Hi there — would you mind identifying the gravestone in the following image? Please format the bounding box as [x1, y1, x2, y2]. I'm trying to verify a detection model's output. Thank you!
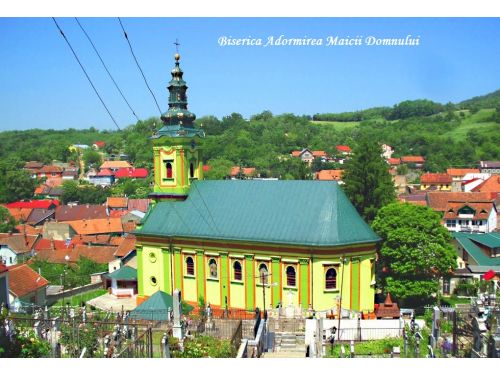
[431, 306, 440, 348]
[161, 333, 171, 358]
[172, 289, 185, 340]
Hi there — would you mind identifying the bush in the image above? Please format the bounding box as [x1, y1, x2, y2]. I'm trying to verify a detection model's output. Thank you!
[171, 335, 235, 358]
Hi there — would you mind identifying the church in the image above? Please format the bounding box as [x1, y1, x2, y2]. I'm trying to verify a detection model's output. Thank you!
[135, 53, 380, 314]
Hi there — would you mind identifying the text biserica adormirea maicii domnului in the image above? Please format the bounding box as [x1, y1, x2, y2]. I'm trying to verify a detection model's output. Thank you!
[218, 35, 420, 47]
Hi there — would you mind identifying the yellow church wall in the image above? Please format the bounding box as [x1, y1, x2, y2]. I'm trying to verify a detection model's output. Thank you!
[139, 245, 167, 297]
[228, 255, 245, 309]
[205, 254, 221, 306]
[311, 257, 350, 312]
[359, 256, 376, 313]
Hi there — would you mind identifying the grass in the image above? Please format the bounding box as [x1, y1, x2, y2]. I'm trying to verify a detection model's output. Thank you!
[51, 289, 107, 307]
[446, 108, 497, 140]
[310, 120, 360, 131]
[441, 295, 471, 307]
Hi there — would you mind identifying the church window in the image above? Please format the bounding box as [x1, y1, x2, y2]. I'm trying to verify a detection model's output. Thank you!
[149, 252, 157, 263]
[186, 256, 195, 276]
[259, 263, 268, 285]
[150, 276, 157, 286]
[208, 258, 218, 278]
[286, 266, 296, 287]
[325, 268, 337, 290]
[233, 261, 242, 281]
[190, 162, 195, 178]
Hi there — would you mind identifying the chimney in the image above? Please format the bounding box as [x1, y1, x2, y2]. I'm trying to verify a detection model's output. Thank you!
[51, 240, 55, 251]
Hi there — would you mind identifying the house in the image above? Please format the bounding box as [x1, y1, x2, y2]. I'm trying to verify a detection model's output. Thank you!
[42, 222, 76, 241]
[0, 234, 39, 266]
[35, 165, 63, 179]
[230, 167, 257, 179]
[312, 150, 328, 162]
[0, 264, 9, 309]
[100, 160, 133, 172]
[25, 208, 55, 226]
[387, 158, 401, 166]
[462, 173, 491, 192]
[479, 161, 500, 175]
[34, 238, 68, 252]
[447, 232, 500, 295]
[55, 204, 108, 222]
[291, 148, 314, 163]
[443, 201, 497, 233]
[447, 168, 480, 192]
[400, 156, 425, 169]
[335, 145, 352, 156]
[34, 184, 63, 199]
[3, 207, 33, 223]
[136, 54, 381, 314]
[15, 224, 43, 236]
[92, 141, 106, 150]
[315, 169, 344, 182]
[381, 144, 394, 160]
[420, 173, 452, 191]
[114, 168, 149, 180]
[109, 234, 137, 273]
[8, 264, 48, 313]
[104, 266, 138, 298]
[107, 197, 129, 212]
[62, 169, 79, 180]
[24, 161, 44, 171]
[66, 218, 123, 236]
[89, 168, 115, 186]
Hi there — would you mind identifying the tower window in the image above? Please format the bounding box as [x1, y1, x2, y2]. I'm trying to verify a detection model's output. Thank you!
[166, 162, 173, 179]
[325, 268, 337, 290]
[208, 258, 218, 278]
[259, 263, 268, 285]
[286, 266, 296, 287]
[190, 162, 195, 178]
[233, 261, 242, 281]
[186, 256, 194, 276]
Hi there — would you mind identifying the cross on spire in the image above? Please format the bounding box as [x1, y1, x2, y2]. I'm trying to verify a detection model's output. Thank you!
[174, 38, 180, 53]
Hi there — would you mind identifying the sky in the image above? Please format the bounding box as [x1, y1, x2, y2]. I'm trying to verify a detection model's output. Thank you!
[0, 17, 499, 131]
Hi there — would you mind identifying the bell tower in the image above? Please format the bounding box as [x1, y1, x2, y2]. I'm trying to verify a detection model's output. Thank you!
[150, 53, 205, 202]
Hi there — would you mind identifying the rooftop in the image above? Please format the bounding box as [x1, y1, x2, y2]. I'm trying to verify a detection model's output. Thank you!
[453, 232, 500, 267]
[55, 204, 108, 221]
[67, 218, 123, 235]
[7, 264, 48, 297]
[316, 169, 343, 181]
[137, 180, 380, 247]
[426, 191, 493, 212]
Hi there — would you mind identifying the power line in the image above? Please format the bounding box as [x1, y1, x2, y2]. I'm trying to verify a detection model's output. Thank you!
[75, 17, 140, 122]
[117, 17, 163, 116]
[51, 18, 121, 131]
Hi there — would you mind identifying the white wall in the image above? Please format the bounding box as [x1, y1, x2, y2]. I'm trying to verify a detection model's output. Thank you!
[0, 247, 18, 266]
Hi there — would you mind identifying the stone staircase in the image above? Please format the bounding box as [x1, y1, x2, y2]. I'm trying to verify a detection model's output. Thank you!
[261, 331, 307, 358]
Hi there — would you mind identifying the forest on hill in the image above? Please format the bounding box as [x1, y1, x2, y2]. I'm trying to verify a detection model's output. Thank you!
[1, 90, 499, 181]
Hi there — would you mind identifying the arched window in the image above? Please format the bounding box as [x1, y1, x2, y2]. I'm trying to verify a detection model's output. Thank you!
[233, 261, 242, 281]
[208, 258, 218, 278]
[325, 268, 337, 290]
[259, 263, 268, 285]
[186, 256, 194, 276]
[166, 162, 173, 179]
[286, 266, 296, 287]
[190, 162, 195, 178]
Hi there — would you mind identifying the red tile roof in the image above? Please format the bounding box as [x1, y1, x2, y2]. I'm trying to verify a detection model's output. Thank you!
[336, 145, 351, 153]
[443, 201, 495, 220]
[97, 168, 114, 177]
[312, 151, 327, 157]
[472, 176, 500, 194]
[5, 200, 59, 210]
[39, 165, 63, 174]
[114, 168, 148, 179]
[34, 245, 117, 264]
[123, 221, 137, 233]
[114, 235, 136, 258]
[70, 234, 112, 246]
[127, 199, 151, 213]
[55, 205, 108, 221]
[7, 264, 48, 297]
[100, 161, 132, 170]
[401, 156, 425, 163]
[107, 197, 128, 209]
[387, 158, 401, 165]
[0, 234, 39, 254]
[446, 168, 480, 177]
[34, 238, 68, 252]
[4, 207, 33, 222]
[67, 218, 123, 235]
[15, 224, 43, 236]
[93, 141, 106, 148]
[316, 169, 344, 181]
[109, 210, 129, 218]
[426, 192, 493, 212]
[291, 150, 302, 157]
[24, 161, 44, 170]
[0, 263, 8, 273]
[420, 173, 452, 184]
[230, 167, 256, 177]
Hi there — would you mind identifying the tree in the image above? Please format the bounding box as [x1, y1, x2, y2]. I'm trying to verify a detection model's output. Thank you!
[0, 206, 16, 233]
[2, 170, 36, 202]
[341, 137, 396, 222]
[371, 202, 457, 306]
[61, 180, 80, 204]
[82, 150, 102, 168]
[205, 158, 233, 180]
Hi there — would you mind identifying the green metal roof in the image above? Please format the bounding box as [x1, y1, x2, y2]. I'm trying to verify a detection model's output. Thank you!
[463, 232, 500, 248]
[453, 232, 500, 267]
[129, 291, 194, 321]
[106, 266, 137, 281]
[137, 180, 380, 247]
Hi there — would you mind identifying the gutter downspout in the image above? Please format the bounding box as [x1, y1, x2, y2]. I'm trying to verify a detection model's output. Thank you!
[169, 237, 174, 294]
